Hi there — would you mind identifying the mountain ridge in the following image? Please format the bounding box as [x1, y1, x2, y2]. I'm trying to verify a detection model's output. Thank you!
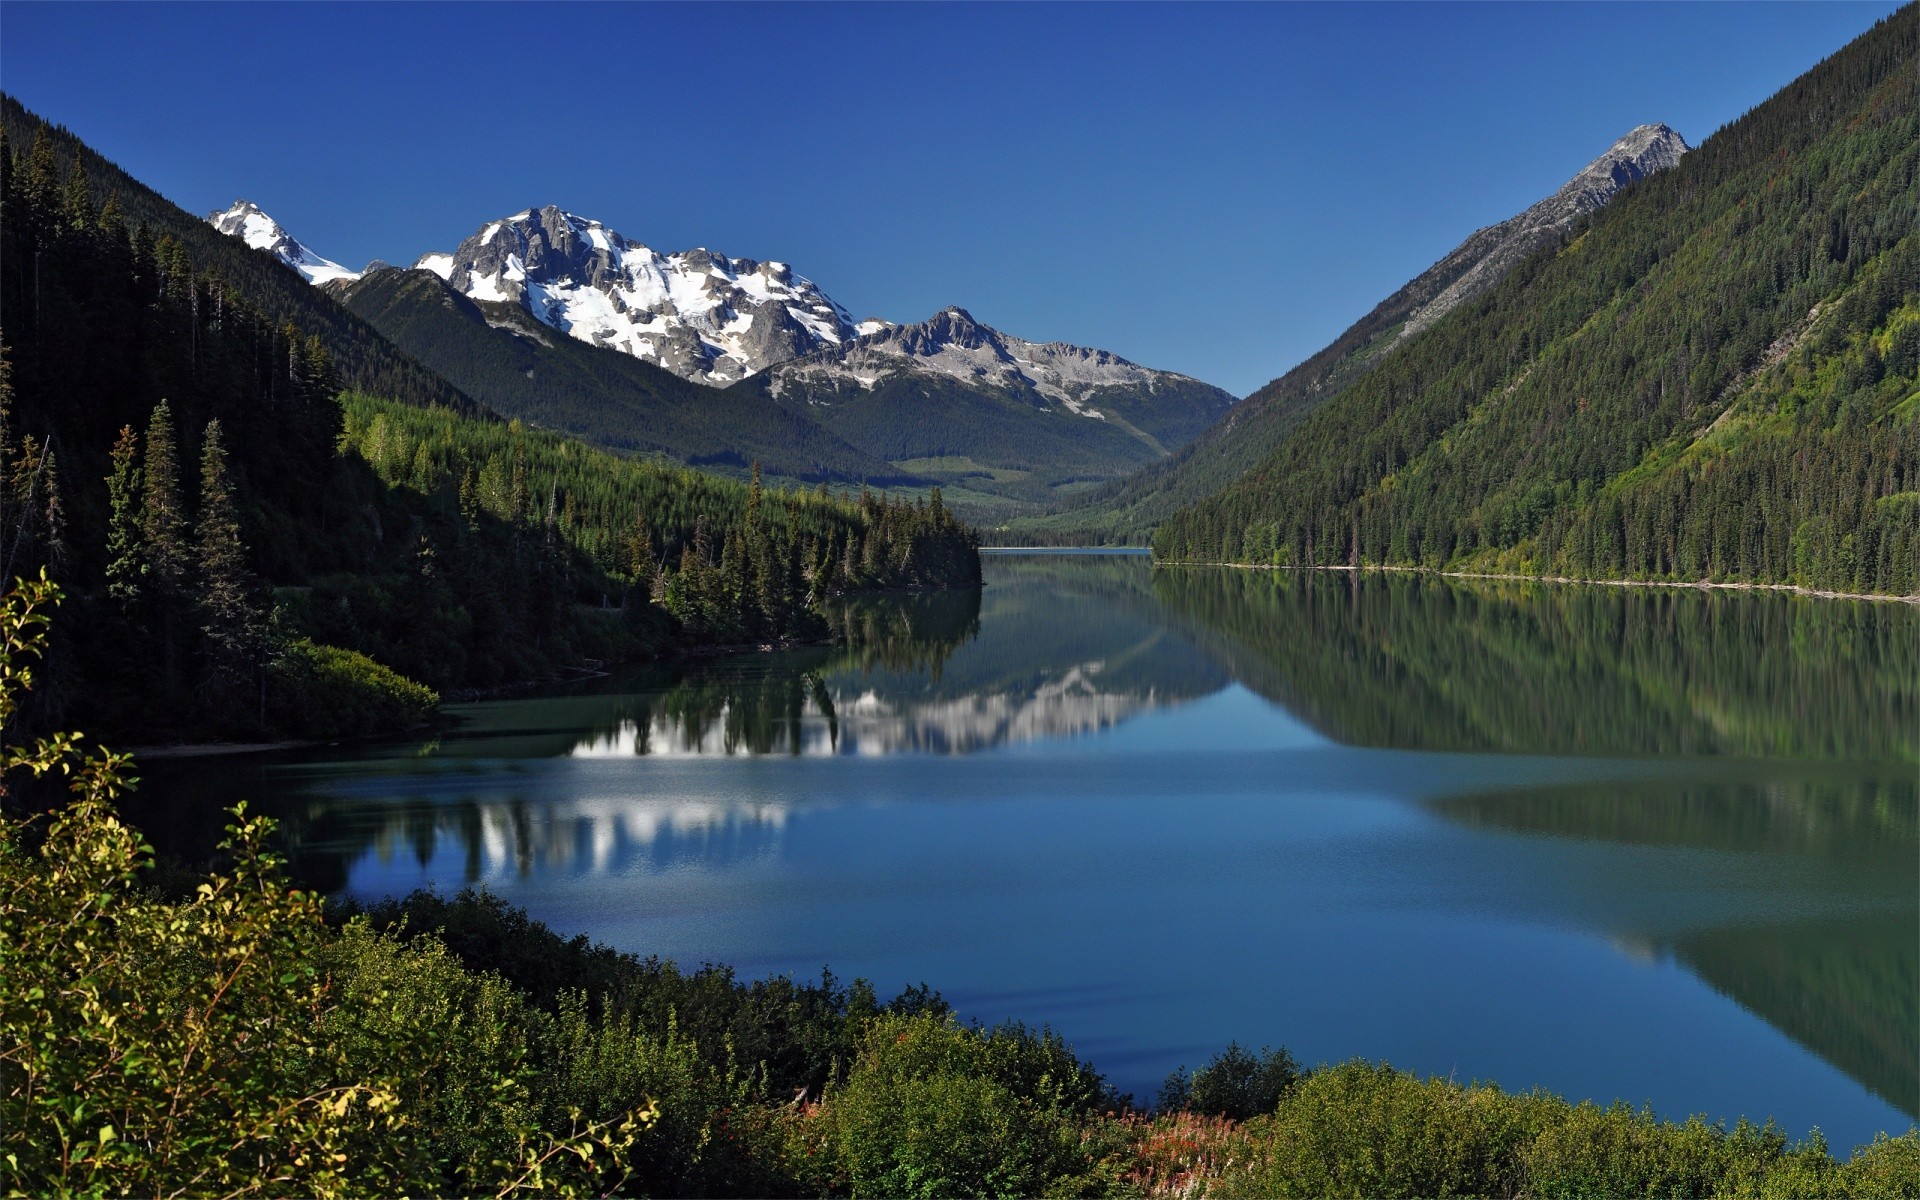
[1002, 122, 1692, 543]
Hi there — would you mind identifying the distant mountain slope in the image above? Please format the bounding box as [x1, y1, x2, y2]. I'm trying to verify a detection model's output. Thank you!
[329, 267, 917, 484]
[1011, 124, 1691, 543]
[418, 205, 868, 386]
[739, 306, 1237, 512]
[209, 199, 362, 285]
[1155, 6, 1920, 598]
[0, 94, 475, 415]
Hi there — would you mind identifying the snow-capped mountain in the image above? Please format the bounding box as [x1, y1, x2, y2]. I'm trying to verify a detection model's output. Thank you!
[745, 306, 1238, 508]
[765, 306, 1220, 424]
[1398, 123, 1690, 340]
[207, 200, 361, 286]
[415, 206, 868, 387]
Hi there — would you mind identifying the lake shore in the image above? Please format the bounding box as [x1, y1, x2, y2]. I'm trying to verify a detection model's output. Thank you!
[1154, 560, 1920, 605]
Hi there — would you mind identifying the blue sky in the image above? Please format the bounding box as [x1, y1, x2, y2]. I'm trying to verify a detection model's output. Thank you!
[2, 1, 1902, 395]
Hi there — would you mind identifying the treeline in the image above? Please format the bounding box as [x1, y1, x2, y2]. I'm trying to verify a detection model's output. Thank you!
[342, 393, 980, 651]
[0, 121, 977, 741]
[1155, 7, 1920, 597]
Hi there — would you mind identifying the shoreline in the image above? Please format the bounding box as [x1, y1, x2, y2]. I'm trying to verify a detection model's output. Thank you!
[1152, 560, 1920, 605]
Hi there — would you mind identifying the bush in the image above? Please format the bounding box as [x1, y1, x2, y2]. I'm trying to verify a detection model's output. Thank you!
[1220, 1061, 1546, 1198]
[819, 1013, 1123, 1198]
[267, 637, 438, 738]
[1159, 1041, 1301, 1120]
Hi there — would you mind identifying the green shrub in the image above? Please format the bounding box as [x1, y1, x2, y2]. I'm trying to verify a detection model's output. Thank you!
[1220, 1061, 1546, 1198]
[1523, 1101, 1795, 1198]
[267, 637, 437, 738]
[821, 1013, 1122, 1198]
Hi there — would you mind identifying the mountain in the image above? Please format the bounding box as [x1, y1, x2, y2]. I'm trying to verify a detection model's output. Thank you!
[1154, 6, 1919, 599]
[1008, 123, 1692, 543]
[417, 205, 865, 386]
[208, 199, 362, 285]
[739, 306, 1238, 513]
[214, 200, 1234, 509]
[327, 266, 914, 484]
[0, 96, 475, 416]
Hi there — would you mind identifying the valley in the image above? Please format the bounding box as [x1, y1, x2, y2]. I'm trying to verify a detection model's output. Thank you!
[2, 3, 1916, 1196]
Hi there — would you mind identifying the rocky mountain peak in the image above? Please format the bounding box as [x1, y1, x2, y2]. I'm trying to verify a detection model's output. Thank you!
[415, 207, 859, 387]
[1397, 122, 1690, 340]
[207, 199, 360, 285]
[1555, 123, 1691, 211]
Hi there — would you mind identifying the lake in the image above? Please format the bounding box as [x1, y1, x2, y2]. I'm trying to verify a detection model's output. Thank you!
[138, 550, 1919, 1150]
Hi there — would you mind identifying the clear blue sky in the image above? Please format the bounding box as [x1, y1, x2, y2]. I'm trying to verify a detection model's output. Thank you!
[2, 1, 1903, 395]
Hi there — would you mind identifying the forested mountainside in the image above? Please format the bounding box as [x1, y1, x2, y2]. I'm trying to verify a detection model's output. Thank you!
[1005, 125, 1691, 545]
[328, 267, 915, 485]
[1154, 7, 1919, 597]
[0, 95, 473, 414]
[0, 121, 978, 743]
[741, 306, 1237, 515]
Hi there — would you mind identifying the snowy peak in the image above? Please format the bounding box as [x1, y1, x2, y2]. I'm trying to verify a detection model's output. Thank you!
[207, 200, 360, 286]
[767, 305, 1200, 421]
[416, 205, 859, 386]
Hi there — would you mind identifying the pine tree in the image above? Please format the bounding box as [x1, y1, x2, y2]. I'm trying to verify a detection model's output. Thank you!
[195, 419, 264, 720]
[142, 399, 188, 600]
[105, 425, 144, 608]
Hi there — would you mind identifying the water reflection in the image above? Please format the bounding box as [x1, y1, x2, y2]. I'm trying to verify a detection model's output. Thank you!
[136, 554, 1919, 1135]
[1153, 567, 1917, 761]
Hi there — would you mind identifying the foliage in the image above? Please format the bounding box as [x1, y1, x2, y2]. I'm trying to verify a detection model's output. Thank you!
[265, 639, 438, 739]
[334, 886, 951, 1105]
[0, 577, 652, 1197]
[1159, 1042, 1302, 1121]
[811, 1012, 1125, 1198]
[1154, 9, 1920, 596]
[1207, 1061, 1920, 1200]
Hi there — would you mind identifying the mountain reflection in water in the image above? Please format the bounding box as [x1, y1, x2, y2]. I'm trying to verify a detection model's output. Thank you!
[137, 553, 1919, 1137]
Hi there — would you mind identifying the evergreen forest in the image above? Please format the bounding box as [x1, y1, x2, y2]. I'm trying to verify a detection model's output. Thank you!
[1152, 8, 1919, 597]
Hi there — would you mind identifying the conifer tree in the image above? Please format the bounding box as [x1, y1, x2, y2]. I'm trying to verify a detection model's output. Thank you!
[195, 419, 263, 719]
[141, 399, 189, 692]
[99, 425, 145, 613]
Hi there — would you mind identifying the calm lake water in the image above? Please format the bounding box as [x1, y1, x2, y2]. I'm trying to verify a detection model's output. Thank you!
[140, 551, 1918, 1148]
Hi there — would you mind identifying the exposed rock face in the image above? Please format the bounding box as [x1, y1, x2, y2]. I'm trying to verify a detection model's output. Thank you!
[207, 199, 361, 285]
[765, 305, 1227, 423]
[416, 205, 858, 386]
[1398, 124, 1691, 339]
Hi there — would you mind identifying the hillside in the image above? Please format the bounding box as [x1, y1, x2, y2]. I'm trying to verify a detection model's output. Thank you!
[0, 95, 475, 415]
[329, 267, 915, 485]
[1155, 7, 1920, 598]
[1005, 125, 1692, 545]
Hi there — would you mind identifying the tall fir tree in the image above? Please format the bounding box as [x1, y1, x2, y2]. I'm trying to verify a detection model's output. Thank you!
[195, 419, 263, 720]
[142, 399, 189, 693]
[105, 425, 143, 609]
